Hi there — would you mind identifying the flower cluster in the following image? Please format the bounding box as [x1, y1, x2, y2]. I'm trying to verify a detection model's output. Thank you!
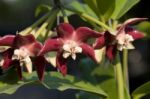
[0, 18, 145, 80]
[93, 18, 145, 60]
[0, 34, 46, 81]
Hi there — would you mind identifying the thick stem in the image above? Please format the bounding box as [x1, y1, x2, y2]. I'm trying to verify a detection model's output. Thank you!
[115, 54, 125, 99]
[44, 13, 57, 40]
[77, 13, 116, 35]
[35, 9, 59, 38]
[61, 8, 69, 23]
[123, 49, 129, 92]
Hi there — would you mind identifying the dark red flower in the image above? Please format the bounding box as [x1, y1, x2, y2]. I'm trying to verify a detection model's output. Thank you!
[0, 34, 45, 81]
[39, 23, 102, 76]
[93, 18, 146, 61]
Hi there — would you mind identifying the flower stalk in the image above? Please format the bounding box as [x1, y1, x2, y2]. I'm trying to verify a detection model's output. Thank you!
[115, 54, 125, 99]
[123, 49, 130, 92]
[35, 9, 59, 38]
[20, 12, 51, 35]
[61, 8, 69, 23]
[77, 13, 116, 35]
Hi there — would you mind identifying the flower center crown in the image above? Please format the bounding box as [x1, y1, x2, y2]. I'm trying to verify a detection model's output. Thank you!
[116, 33, 134, 51]
[12, 47, 32, 73]
[62, 40, 82, 60]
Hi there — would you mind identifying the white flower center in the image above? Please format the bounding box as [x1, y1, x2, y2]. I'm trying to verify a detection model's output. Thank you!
[116, 33, 134, 51]
[62, 40, 82, 60]
[12, 47, 32, 73]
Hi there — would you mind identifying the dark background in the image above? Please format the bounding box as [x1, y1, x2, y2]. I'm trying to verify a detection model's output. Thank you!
[0, 0, 150, 99]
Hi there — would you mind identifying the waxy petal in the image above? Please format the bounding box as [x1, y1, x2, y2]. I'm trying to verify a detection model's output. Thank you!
[2, 48, 14, 70]
[56, 51, 67, 76]
[123, 18, 147, 26]
[75, 27, 102, 41]
[93, 32, 115, 49]
[0, 35, 15, 46]
[39, 38, 63, 55]
[13, 34, 43, 56]
[13, 34, 36, 48]
[93, 35, 105, 49]
[80, 43, 97, 62]
[118, 18, 147, 32]
[57, 23, 74, 38]
[106, 45, 117, 61]
[33, 56, 46, 81]
[126, 27, 144, 40]
[26, 41, 43, 56]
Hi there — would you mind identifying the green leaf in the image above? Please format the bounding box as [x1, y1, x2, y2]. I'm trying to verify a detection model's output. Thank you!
[84, 0, 115, 22]
[92, 64, 118, 99]
[1, 69, 107, 97]
[43, 71, 108, 98]
[135, 21, 150, 37]
[132, 81, 150, 99]
[111, 0, 140, 19]
[83, 0, 100, 17]
[76, 91, 100, 99]
[124, 86, 131, 99]
[0, 69, 37, 94]
[96, 0, 115, 21]
[64, 0, 98, 19]
[78, 58, 118, 99]
[35, 4, 51, 17]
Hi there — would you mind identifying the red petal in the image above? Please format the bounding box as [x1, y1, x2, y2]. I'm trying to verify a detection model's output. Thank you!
[75, 27, 102, 41]
[123, 18, 147, 26]
[106, 45, 117, 61]
[80, 43, 97, 63]
[93, 32, 115, 49]
[33, 56, 46, 81]
[2, 48, 14, 70]
[39, 38, 63, 55]
[126, 27, 144, 40]
[0, 35, 15, 46]
[93, 35, 105, 49]
[118, 18, 147, 32]
[56, 51, 67, 76]
[57, 23, 74, 38]
[26, 41, 43, 56]
[13, 34, 36, 48]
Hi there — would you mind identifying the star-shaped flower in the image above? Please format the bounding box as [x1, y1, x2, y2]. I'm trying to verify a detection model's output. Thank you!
[39, 23, 102, 76]
[0, 34, 45, 81]
[93, 18, 146, 61]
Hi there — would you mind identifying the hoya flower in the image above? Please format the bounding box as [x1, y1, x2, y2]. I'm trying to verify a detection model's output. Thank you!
[93, 18, 146, 60]
[0, 34, 45, 81]
[39, 23, 101, 76]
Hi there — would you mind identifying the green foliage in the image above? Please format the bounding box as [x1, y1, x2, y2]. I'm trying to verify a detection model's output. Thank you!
[84, 0, 115, 21]
[92, 64, 118, 99]
[136, 21, 150, 37]
[96, 0, 115, 21]
[77, 58, 118, 99]
[0, 69, 107, 98]
[43, 72, 107, 98]
[35, 4, 52, 17]
[83, 0, 99, 17]
[0, 69, 37, 94]
[132, 81, 150, 99]
[111, 0, 140, 19]
[76, 92, 100, 99]
[63, 0, 97, 19]
[84, 0, 140, 21]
